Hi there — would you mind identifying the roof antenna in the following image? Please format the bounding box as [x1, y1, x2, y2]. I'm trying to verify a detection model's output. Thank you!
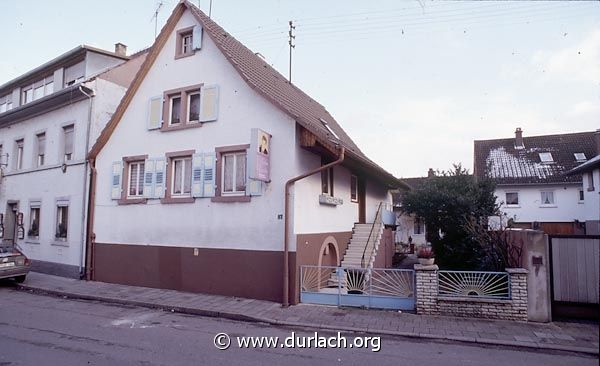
[151, 1, 164, 39]
[209, 0, 213, 18]
[288, 20, 296, 83]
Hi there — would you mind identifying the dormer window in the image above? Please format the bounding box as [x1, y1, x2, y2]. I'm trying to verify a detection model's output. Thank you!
[574, 153, 587, 162]
[0, 94, 13, 113]
[539, 152, 553, 163]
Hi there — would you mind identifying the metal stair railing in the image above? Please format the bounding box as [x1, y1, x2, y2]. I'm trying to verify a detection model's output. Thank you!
[360, 202, 384, 268]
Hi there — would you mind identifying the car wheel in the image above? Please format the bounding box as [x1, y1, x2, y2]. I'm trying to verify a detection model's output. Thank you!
[14, 275, 26, 283]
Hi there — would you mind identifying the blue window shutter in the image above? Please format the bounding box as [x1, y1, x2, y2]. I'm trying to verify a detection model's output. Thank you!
[246, 179, 263, 197]
[154, 157, 167, 198]
[199, 85, 219, 122]
[202, 152, 216, 197]
[143, 158, 155, 198]
[191, 153, 203, 198]
[147, 96, 163, 130]
[192, 25, 203, 50]
[111, 161, 123, 200]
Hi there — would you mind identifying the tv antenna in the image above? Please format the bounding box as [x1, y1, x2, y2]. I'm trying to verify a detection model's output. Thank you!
[288, 20, 295, 83]
[151, 1, 164, 39]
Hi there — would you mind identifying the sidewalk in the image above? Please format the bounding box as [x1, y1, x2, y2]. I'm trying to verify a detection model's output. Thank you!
[17, 272, 599, 355]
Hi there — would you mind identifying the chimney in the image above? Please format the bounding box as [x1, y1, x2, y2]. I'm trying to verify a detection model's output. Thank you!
[595, 129, 600, 156]
[427, 168, 435, 178]
[515, 127, 524, 149]
[114, 43, 127, 57]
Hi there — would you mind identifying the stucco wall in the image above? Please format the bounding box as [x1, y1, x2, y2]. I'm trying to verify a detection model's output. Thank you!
[582, 169, 600, 234]
[496, 184, 585, 223]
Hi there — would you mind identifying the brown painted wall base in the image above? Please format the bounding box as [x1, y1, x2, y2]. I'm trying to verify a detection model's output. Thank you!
[93, 243, 296, 304]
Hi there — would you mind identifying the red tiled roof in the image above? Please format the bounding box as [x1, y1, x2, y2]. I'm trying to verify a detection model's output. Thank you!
[473, 131, 597, 185]
[185, 2, 402, 187]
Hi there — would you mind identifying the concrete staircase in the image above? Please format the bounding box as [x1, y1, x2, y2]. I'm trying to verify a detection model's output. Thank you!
[328, 222, 384, 287]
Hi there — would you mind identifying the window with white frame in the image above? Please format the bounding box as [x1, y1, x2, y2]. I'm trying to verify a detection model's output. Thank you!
[22, 87, 33, 105]
[588, 172, 595, 192]
[169, 95, 182, 125]
[171, 157, 192, 196]
[36, 133, 46, 167]
[29, 205, 40, 238]
[321, 159, 334, 196]
[350, 175, 358, 202]
[574, 153, 587, 162]
[15, 139, 24, 170]
[187, 91, 200, 123]
[222, 152, 246, 195]
[63, 125, 74, 161]
[505, 192, 519, 206]
[540, 191, 555, 206]
[0, 94, 13, 113]
[182, 33, 193, 54]
[21, 76, 54, 105]
[128, 161, 145, 197]
[414, 217, 425, 235]
[55, 204, 69, 240]
[539, 152, 553, 163]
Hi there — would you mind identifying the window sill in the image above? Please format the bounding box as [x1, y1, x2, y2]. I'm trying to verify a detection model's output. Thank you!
[505, 205, 520, 208]
[211, 195, 251, 203]
[117, 198, 148, 205]
[161, 122, 203, 132]
[25, 239, 40, 245]
[319, 194, 343, 206]
[51, 240, 69, 247]
[174, 51, 195, 60]
[539, 205, 557, 208]
[161, 196, 195, 204]
[587, 187, 595, 192]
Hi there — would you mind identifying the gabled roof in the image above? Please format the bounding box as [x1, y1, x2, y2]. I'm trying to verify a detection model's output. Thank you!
[474, 130, 597, 185]
[567, 154, 600, 175]
[89, 0, 404, 188]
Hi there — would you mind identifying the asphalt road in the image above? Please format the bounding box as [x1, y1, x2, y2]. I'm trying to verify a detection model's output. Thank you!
[0, 284, 597, 366]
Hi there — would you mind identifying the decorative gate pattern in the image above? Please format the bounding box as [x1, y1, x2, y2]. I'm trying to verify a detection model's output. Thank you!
[300, 265, 415, 310]
[438, 270, 510, 299]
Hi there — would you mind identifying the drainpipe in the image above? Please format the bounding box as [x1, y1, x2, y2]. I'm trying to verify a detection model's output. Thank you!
[85, 159, 97, 280]
[78, 85, 95, 279]
[283, 145, 345, 307]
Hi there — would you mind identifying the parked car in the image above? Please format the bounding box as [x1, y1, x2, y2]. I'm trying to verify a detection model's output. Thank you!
[0, 245, 30, 283]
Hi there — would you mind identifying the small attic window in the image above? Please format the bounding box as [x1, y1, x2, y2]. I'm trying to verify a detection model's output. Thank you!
[319, 118, 339, 140]
[574, 153, 587, 162]
[539, 152, 553, 163]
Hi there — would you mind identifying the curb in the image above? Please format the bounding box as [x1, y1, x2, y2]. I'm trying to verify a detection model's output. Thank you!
[16, 283, 599, 356]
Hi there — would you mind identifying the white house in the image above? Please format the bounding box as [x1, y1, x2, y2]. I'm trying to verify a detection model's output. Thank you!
[474, 128, 598, 235]
[0, 44, 147, 278]
[566, 142, 600, 235]
[86, 1, 405, 305]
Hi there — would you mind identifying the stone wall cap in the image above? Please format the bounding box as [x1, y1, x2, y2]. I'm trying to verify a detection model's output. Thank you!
[506, 268, 528, 274]
[414, 264, 439, 271]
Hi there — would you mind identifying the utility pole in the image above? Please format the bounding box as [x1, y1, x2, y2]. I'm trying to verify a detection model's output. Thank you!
[288, 20, 295, 83]
[209, 0, 213, 18]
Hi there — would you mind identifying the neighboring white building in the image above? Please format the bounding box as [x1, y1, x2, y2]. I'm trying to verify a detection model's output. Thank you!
[392, 177, 429, 247]
[474, 128, 598, 235]
[0, 44, 147, 278]
[86, 1, 405, 304]
[567, 152, 600, 235]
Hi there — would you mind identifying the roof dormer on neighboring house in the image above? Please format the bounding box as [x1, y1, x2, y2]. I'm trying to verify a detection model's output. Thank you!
[473, 128, 597, 235]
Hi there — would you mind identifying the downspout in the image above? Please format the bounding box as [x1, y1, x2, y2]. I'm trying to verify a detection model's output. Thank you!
[85, 159, 97, 280]
[79, 85, 95, 279]
[283, 146, 345, 307]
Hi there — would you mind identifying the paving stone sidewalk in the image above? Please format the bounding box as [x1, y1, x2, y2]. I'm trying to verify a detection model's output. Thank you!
[16, 272, 599, 355]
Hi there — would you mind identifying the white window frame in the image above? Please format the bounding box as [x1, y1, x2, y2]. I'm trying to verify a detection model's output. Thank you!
[63, 124, 74, 162]
[187, 91, 201, 123]
[15, 139, 24, 170]
[171, 157, 192, 197]
[221, 152, 246, 196]
[55, 201, 69, 242]
[28, 204, 41, 239]
[539, 152, 553, 163]
[127, 161, 145, 198]
[350, 174, 358, 203]
[36, 132, 46, 167]
[540, 190, 556, 207]
[505, 191, 520, 207]
[182, 33, 193, 54]
[168, 95, 182, 125]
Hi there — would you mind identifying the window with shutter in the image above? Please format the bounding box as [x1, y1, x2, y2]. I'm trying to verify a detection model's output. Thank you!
[147, 96, 163, 130]
[143, 159, 156, 198]
[154, 158, 167, 198]
[128, 161, 145, 197]
[191, 154, 203, 197]
[199, 84, 219, 122]
[111, 161, 123, 200]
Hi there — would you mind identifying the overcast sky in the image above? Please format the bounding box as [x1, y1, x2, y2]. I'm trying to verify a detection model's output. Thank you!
[1, 1, 598, 178]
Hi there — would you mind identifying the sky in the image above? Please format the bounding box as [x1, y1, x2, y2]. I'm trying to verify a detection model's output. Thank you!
[1, 0, 598, 178]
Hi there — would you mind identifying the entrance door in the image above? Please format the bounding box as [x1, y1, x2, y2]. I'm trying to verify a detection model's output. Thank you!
[3, 203, 18, 246]
[358, 178, 366, 224]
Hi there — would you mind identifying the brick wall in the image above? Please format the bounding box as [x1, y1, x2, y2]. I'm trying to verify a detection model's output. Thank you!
[414, 265, 528, 321]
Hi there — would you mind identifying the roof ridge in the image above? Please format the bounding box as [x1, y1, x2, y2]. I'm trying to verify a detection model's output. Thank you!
[474, 130, 595, 143]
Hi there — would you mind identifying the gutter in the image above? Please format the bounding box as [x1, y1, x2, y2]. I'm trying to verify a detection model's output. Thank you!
[282, 146, 345, 307]
[85, 159, 97, 280]
[78, 85, 95, 278]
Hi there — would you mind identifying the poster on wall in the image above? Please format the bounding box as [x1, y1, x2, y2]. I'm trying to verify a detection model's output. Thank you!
[248, 128, 271, 182]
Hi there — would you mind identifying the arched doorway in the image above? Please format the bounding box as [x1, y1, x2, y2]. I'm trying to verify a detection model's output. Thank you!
[317, 236, 340, 268]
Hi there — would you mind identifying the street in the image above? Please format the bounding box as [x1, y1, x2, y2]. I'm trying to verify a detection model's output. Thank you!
[0, 285, 597, 366]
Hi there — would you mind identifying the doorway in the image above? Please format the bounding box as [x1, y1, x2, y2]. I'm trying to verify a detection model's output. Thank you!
[3, 202, 18, 247]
